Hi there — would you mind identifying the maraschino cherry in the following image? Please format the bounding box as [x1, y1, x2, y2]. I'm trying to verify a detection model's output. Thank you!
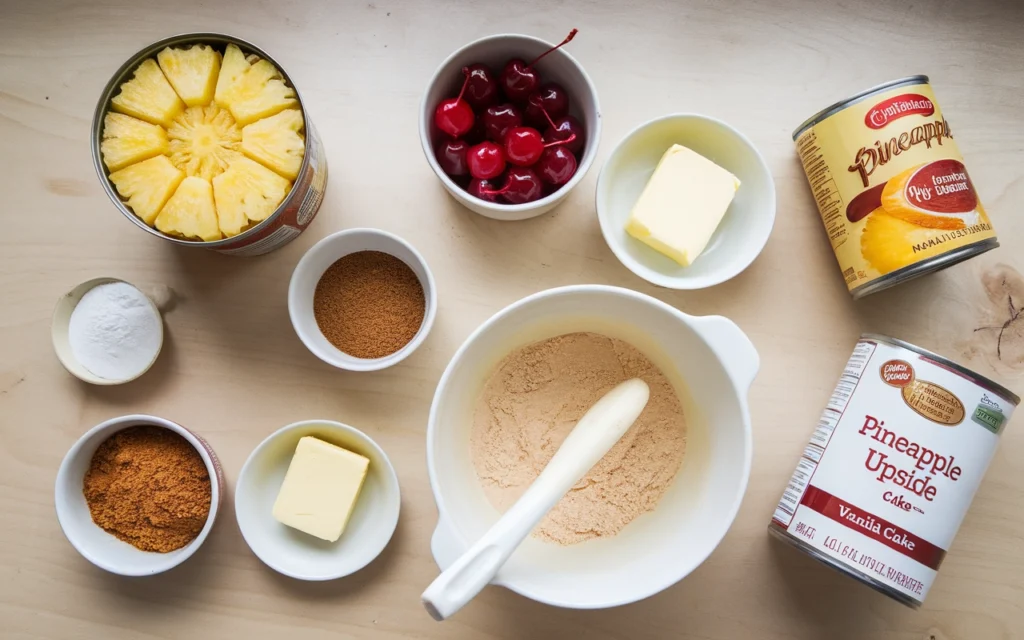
[481, 104, 522, 143]
[463, 64, 499, 109]
[466, 141, 506, 180]
[504, 127, 577, 167]
[536, 146, 577, 185]
[468, 177, 501, 202]
[499, 29, 578, 102]
[530, 95, 584, 155]
[436, 139, 469, 176]
[434, 68, 475, 138]
[543, 116, 584, 155]
[524, 83, 569, 128]
[474, 167, 544, 204]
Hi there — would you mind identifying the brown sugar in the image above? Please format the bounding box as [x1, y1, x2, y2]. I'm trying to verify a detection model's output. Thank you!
[313, 250, 426, 359]
[83, 426, 212, 553]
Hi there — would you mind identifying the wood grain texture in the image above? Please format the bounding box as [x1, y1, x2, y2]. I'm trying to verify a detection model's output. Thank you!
[1, 0, 1022, 638]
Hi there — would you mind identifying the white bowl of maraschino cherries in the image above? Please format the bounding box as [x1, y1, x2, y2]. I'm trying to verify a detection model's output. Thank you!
[420, 30, 601, 221]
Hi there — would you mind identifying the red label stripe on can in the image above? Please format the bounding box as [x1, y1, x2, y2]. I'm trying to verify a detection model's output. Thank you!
[864, 93, 935, 129]
[800, 486, 946, 570]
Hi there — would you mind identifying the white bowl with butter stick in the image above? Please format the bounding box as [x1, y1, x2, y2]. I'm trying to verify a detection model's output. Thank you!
[596, 114, 775, 289]
[234, 420, 401, 580]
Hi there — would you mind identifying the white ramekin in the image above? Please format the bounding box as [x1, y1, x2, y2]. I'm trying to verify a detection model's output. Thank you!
[55, 414, 223, 576]
[596, 114, 776, 289]
[419, 33, 602, 221]
[288, 228, 437, 372]
[235, 420, 401, 581]
[426, 285, 758, 609]
[52, 277, 164, 385]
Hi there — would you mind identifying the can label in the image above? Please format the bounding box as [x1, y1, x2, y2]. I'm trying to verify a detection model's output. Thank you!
[215, 120, 327, 256]
[771, 337, 1016, 605]
[795, 81, 997, 294]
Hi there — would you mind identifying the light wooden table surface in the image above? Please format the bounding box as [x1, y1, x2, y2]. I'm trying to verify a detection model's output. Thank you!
[2, 0, 1022, 638]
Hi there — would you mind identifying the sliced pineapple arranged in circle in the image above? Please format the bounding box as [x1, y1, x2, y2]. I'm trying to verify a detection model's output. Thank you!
[213, 157, 292, 237]
[217, 59, 298, 126]
[242, 109, 304, 181]
[108, 155, 185, 225]
[101, 41, 306, 241]
[157, 44, 221, 107]
[157, 176, 222, 242]
[111, 59, 184, 127]
[215, 44, 257, 107]
[101, 112, 169, 172]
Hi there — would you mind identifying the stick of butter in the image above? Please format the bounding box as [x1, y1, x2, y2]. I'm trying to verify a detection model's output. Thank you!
[625, 144, 740, 266]
[272, 436, 370, 542]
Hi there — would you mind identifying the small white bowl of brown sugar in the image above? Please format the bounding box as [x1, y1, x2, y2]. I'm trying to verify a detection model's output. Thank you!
[54, 414, 223, 576]
[288, 228, 437, 372]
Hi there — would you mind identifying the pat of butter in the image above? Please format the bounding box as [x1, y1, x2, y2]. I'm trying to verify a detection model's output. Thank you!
[625, 144, 740, 266]
[272, 436, 370, 542]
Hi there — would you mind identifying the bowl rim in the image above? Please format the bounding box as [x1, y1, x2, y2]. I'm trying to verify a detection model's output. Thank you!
[424, 284, 754, 609]
[51, 277, 165, 386]
[595, 112, 776, 290]
[234, 419, 402, 581]
[418, 32, 602, 220]
[54, 414, 221, 576]
[287, 227, 438, 372]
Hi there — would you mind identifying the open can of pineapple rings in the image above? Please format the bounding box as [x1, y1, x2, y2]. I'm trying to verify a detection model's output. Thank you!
[91, 33, 327, 256]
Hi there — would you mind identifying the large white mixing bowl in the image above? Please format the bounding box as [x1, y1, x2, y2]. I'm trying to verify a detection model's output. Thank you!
[426, 285, 758, 609]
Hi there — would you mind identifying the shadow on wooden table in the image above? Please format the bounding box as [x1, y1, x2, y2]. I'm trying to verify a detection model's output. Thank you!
[443, 536, 916, 640]
[757, 535, 914, 639]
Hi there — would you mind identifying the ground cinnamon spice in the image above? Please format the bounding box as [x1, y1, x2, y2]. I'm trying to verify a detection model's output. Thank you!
[83, 426, 212, 553]
[313, 250, 426, 358]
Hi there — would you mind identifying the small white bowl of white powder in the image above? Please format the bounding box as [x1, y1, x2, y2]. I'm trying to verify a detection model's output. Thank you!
[52, 278, 164, 385]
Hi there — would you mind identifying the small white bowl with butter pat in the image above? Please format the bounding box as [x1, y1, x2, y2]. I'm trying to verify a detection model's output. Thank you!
[234, 420, 400, 580]
[596, 114, 775, 289]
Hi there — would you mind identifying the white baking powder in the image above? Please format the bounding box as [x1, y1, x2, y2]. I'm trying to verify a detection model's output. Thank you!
[68, 282, 162, 380]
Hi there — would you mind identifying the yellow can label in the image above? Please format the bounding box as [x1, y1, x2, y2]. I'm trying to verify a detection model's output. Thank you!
[795, 82, 996, 293]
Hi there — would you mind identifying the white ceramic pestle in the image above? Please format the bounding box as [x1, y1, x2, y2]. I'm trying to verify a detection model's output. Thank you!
[421, 378, 651, 621]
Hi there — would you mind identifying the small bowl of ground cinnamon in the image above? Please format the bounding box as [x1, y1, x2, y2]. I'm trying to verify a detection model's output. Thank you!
[288, 228, 437, 371]
[55, 414, 223, 576]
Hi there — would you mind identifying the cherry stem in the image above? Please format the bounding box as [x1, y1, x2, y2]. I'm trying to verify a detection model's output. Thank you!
[457, 67, 472, 101]
[480, 181, 510, 197]
[530, 95, 558, 130]
[526, 28, 578, 68]
[543, 133, 576, 148]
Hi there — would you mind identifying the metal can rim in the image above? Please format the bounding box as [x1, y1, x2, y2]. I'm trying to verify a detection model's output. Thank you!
[861, 333, 1020, 406]
[850, 238, 999, 300]
[792, 75, 930, 141]
[91, 32, 315, 249]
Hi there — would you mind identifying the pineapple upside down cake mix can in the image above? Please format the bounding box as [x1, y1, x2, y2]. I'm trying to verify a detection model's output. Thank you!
[91, 33, 327, 256]
[769, 334, 1018, 608]
[794, 76, 999, 298]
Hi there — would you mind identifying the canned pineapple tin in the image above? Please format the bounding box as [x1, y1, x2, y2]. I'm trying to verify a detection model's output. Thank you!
[91, 33, 327, 256]
[794, 76, 999, 298]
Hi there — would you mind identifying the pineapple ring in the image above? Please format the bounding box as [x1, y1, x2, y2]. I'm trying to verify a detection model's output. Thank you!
[101, 42, 305, 241]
